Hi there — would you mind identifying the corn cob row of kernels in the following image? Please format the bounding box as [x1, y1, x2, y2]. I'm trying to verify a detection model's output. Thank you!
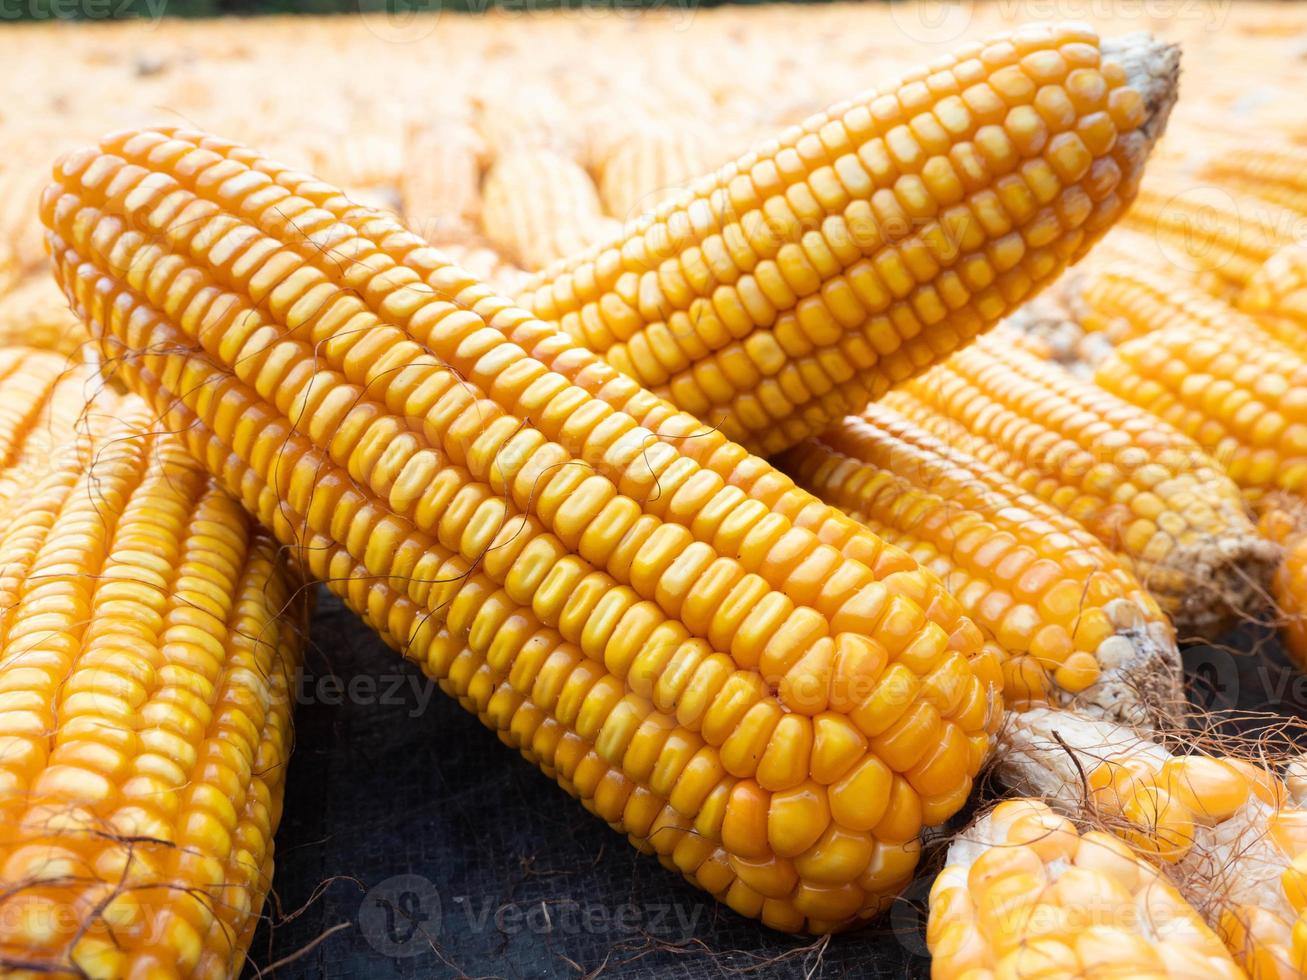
[882, 329, 1277, 635]
[0, 272, 87, 358]
[515, 26, 1179, 456]
[595, 121, 718, 222]
[992, 707, 1307, 977]
[0, 347, 305, 978]
[1201, 144, 1307, 218]
[929, 798, 1245, 979]
[1094, 317, 1307, 507]
[481, 147, 623, 271]
[1122, 179, 1303, 297]
[401, 120, 486, 245]
[775, 404, 1182, 727]
[1068, 261, 1307, 357]
[43, 126, 1007, 933]
[1241, 244, 1307, 347]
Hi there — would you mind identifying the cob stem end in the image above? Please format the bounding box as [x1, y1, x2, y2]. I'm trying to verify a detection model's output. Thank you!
[1066, 599, 1185, 732]
[1103, 32, 1182, 149]
[1160, 532, 1282, 638]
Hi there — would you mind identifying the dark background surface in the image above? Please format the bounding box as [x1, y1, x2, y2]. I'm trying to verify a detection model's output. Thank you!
[241, 589, 1305, 979]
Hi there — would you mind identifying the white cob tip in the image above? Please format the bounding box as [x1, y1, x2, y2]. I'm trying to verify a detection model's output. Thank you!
[1103, 32, 1182, 148]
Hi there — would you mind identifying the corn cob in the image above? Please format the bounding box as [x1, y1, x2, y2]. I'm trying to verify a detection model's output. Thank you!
[929, 798, 1245, 979]
[473, 89, 577, 160]
[1202, 143, 1307, 218]
[515, 26, 1180, 456]
[1070, 261, 1306, 355]
[0, 347, 305, 977]
[775, 404, 1181, 726]
[1095, 319, 1307, 508]
[596, 122, 716, 221]
[1122, 179, 1301, 296]
[401, 120, 486, 245]
[988, 707, 1307, 978]
[44, 126, 1004, 934]
[883, 330, 1276, 635]
[0, 272, 87, 357]
[481, 148, 623, 272]
[1240, 244, 1307, 348]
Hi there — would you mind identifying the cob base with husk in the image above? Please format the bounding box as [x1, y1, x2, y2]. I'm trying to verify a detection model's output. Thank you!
[929, 798, 1246, 978]
[935, 706, 1307, 976]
